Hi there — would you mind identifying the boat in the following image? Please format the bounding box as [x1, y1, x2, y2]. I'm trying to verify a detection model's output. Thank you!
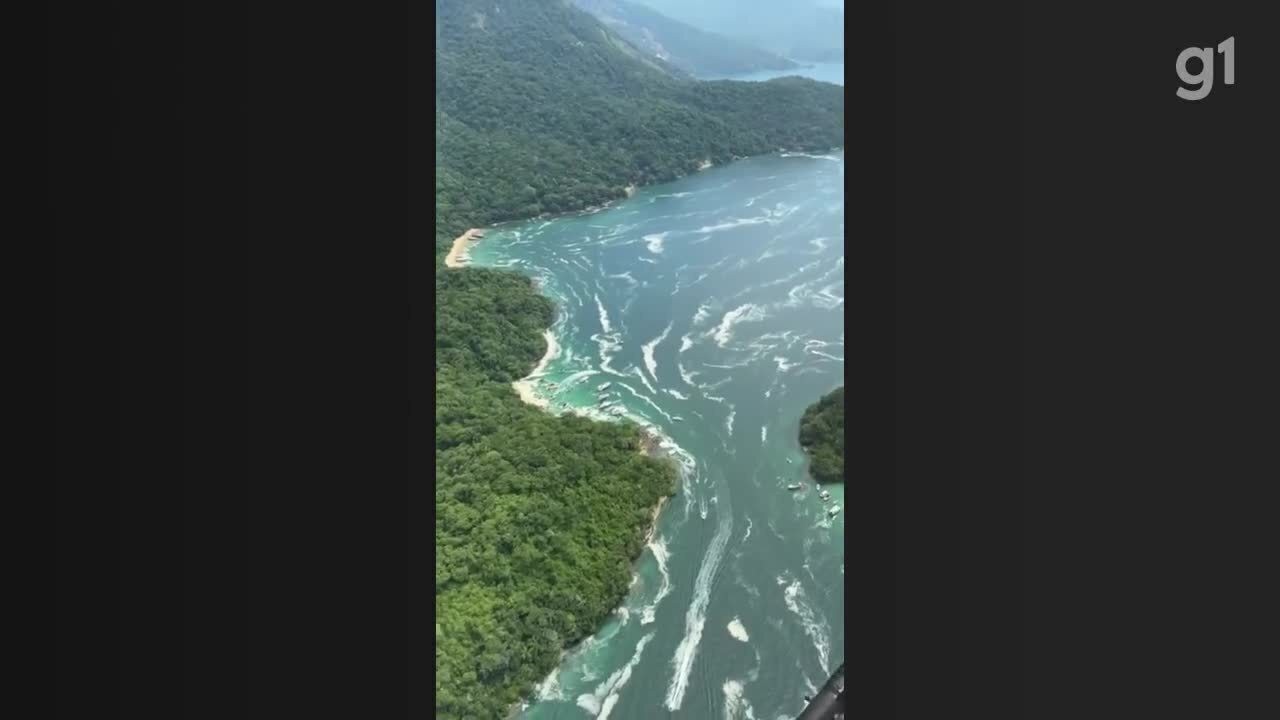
[828, 505, 841, 518]
[671, 416, 683, 422]
[819, 490, 831, 501]
[597, 382, 612, 390]
[787, 483, 804, 491]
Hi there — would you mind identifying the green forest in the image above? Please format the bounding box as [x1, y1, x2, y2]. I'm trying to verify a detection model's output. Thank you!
[799, 387, 846, 484]
[434, 1, 844, 717]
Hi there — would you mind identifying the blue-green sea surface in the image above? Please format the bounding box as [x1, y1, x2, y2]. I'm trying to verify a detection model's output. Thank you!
[471, 151, 845, 720]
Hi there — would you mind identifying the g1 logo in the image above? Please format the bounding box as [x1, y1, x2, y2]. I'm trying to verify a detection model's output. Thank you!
[1176, 37, 1235, 101]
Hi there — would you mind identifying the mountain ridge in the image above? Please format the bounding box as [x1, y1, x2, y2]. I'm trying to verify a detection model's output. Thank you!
[571, 0, 799, 77]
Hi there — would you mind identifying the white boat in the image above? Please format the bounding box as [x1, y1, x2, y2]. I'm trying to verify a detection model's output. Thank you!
[598, 382, 612, 390]
[787, 483, 804, 491]
[828, 505, 841, 518]
[671, 416, 683, 422]
[819, 490, 831, 501]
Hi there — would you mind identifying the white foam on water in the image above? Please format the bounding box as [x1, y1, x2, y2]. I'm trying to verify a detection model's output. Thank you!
[692, 302, 715, 326]
[781, 575, 831, 675]
[812, 282, 844, 309]
[773, 356, 796, 374]
[725, 407, 736, 437]
[536, 665, 564, 702]
[742, 516, 753, 543]
[760, 426, 768, 443]
[599, 351, 629, 378]
[678, 363, 699, 387]
[641, 322, 672, 381]
[702, 376, 732, 392]
[679, 334, 694, 353]
[629, 365, 658, 395]
[605, 270, 639, 289]
[722, 679, 757, 720]
[578, 631, 657, 719]
[640, 536, 672, 625]
[644, 232, 668, 254]
[664, 490, 734, 711]
[594, 294, 613, 334]
[696, 214, 770, 234]
[665, 388, 689, 400]
[727, 617, 750, 642]
[757, 259, 823, 291]
[711, 304, 767, 347]
[638, 256, 657, 264]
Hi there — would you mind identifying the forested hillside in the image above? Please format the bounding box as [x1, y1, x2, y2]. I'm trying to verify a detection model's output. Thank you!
[434, 1, 844, 717]
[799, 387, 845, 484]
[571, 0, 798, 77]
[435, 0, 844, 254]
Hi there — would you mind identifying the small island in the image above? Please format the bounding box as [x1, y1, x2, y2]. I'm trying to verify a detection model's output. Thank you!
[799, 386, 845, 484]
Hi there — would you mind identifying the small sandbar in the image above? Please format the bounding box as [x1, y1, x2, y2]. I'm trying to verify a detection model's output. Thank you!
[445, 228, 485, 268]
[510, 329, 558, 409]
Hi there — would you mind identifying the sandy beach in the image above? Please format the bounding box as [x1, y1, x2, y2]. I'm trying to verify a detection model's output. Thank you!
[444, 228, 485, 268]
[510, 329, 558, 408]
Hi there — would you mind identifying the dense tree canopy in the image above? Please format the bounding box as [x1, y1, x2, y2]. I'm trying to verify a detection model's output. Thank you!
[433, 1, 843, 717]
[799, 387, 845, 484]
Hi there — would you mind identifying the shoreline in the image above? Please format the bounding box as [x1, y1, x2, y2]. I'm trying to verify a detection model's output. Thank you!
[444, 228, 485, 268]
[510, 329, 558, 409]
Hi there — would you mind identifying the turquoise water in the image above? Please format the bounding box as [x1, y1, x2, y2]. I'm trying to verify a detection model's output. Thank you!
[472, 151, 845, 719]
[700, 62, 844, 86]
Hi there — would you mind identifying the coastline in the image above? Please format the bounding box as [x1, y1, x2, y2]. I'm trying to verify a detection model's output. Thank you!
[444, 228, 485, 268]
[510, 329, 558, 409]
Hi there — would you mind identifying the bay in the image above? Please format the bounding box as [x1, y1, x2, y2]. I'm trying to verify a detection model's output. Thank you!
[472, 150, 845, 719]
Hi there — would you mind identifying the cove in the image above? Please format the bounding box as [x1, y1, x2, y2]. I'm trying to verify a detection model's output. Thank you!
[471, 151, 845, 720]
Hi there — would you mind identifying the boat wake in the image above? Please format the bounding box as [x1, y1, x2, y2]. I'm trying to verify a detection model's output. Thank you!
[577, 632, 657, 719]
[779, 574, 831, 675]
[642, 322, 672, 382]
[664, 489, 733, 711]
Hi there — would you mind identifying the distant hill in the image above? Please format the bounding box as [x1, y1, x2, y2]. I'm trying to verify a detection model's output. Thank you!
[436, 0, 845, 251]
[799, 387, 845, 484]
[571, 0, 798, 77]
[630, 0, 844, 63]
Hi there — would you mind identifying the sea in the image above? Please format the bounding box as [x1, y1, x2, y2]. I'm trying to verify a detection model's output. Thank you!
[470, 132, 845, 719]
